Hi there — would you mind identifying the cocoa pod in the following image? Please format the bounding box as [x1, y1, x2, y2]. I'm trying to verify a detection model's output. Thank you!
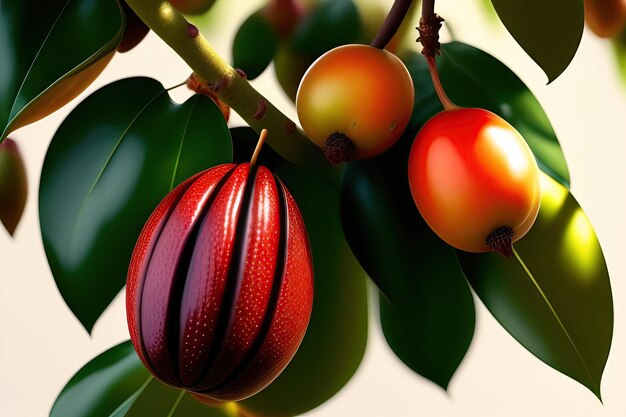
[126, 163, 314, 401]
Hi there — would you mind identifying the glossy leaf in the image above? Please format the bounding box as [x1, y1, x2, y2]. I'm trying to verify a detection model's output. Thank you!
[124, 379, 236, 417]
[51, 341, 235, 417]
[232, 11, 278, 80]
[39, 77, 232, 332]
[290, 0, 362, 58]
[50, 341, 149, 417]
[0, 0, 123, 141]
[403, 42, 571, 187]
[231, 127, 368, 417]
[341, 147, 474, 389]
[491, 0, 584, 82]
[0, 138, 27, 236]
[458, 174, 613, 400]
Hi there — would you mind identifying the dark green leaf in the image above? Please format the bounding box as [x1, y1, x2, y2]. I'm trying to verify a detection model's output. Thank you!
[51, 341, 235, 417]
[291, 0, 362, 58]
[491, 0, 584, 82]
[458, 173, 613, 400]
[403, 42, 571, 187]
[341, 149, 474, 389]
[50, 341, 150, 417]
[231, 128, 368, 417]
[39, 77, 232, 332]
[232, 11, 278, 80]
[124, 379, 234, 417]
[0, 0, 123, 141]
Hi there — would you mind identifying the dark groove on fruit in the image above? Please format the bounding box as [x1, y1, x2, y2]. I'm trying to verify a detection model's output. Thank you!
[135, 176, 200, 386]
[486, 225, 514, 258]
[191, 164, 260, 389]
[201, 175, 289, 396]
[166, 166, 237, 387]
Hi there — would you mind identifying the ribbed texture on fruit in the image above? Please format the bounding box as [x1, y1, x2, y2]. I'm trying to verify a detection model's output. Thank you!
[126, 163, 314, 401]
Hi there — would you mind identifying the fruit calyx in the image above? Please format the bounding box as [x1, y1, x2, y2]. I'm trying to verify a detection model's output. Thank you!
[323, 132, 355, 164]
[486, 226, 514, 258]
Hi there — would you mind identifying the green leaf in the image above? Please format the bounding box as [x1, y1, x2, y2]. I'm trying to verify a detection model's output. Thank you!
[457, 173, 613, 400]
[124, 379, 234, 417]
[403, 42, 571, 188]
[491, 0, 584, 82]
[51, 341, 236, 417]
[290, 0, 362, 58]
[341, 148, 474, 389]
[0, 0, 123, 141]
[232, 11, 278, 80]
[39, 77, 232, 333]
[50, 341, 150, 417]
[231, 127, 368, 417]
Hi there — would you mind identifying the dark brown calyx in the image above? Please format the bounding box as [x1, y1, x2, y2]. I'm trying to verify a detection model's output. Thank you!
[486, 226, 514, 258]
[323, 132, 355, 165]
[417, 13, 444, 58]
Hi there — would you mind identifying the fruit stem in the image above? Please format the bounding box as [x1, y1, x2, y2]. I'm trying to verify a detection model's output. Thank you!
[371, 0, 414, 49]
[250, 129, 269, 167]
[418, 0, 459, 111]
[426, 56, 458, 111]
[124, 0, 325, 167]
[165, 80, 188, 91]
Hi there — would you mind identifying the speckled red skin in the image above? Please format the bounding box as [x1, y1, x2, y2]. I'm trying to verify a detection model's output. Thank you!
[126, 163, 314, 401]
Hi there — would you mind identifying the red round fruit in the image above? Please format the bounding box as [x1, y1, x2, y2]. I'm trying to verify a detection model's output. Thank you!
[296, 44, 414, 164]
[126, 163, 314, 401]
[408, 108, 541, 256]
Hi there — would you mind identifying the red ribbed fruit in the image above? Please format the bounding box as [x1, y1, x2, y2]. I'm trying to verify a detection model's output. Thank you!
[126, 163, 314, 401]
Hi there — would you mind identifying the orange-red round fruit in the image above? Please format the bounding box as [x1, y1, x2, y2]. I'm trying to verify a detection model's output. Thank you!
[296, 44, 414, 164]
[127, 163, 314, 401]
[408, 108, 540, 256]
[584, 0, 626, 38]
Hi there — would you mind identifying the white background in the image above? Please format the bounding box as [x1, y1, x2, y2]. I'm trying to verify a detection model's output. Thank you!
[1, 1, 626, 416]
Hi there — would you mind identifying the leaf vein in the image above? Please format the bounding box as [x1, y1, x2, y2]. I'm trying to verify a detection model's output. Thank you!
[169, 96, 198, 191]
[107, 376, 153, 417]
[6, 0, 72, 124]
[513, 247, 598, 394]
[68, 89, 165, 251]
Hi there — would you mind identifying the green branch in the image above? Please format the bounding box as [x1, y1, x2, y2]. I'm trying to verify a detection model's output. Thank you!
[125, 0, 325, 166]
